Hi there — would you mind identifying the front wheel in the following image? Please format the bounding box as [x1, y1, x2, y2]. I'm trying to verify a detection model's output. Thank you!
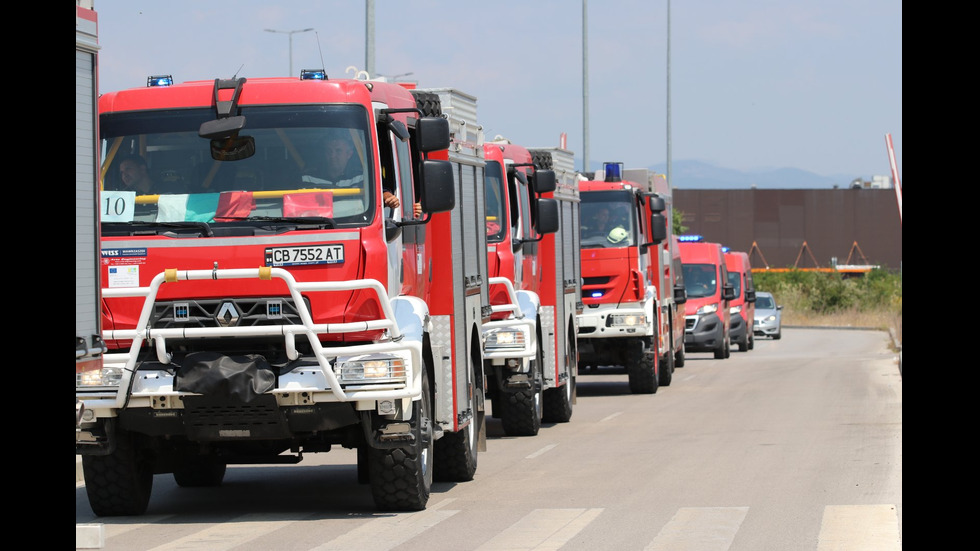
[628, 349, 659, 394]
[659, 349, 674, 387]
[369, 369, 434, 511]
[82, 427, 153, 517]
[674, 343, 686, 368]
[498, 349, 543, 437]
[543, 330, 576, 423]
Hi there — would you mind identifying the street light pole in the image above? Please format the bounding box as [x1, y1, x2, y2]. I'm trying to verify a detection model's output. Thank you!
[264, 27, 314, 76]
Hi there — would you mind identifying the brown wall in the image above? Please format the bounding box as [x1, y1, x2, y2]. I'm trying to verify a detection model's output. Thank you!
[672, 188, 902, 271]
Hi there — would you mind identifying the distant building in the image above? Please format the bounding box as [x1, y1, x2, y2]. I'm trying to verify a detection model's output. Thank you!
[673, 188, 902, 272]
[849, 175, 892, 189]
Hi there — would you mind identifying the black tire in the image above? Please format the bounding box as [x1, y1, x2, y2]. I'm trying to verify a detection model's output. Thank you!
[724, 339, 731, 358]
[737, 334, 749, 352]
[659, 349, 674, 387]
[713, 338, 727, 359]
[433, 412, 479, 482]
[82, 428, 153, 517]
[674, 343, 686, 368]
[543, 330, 576, 423]
[434, 340, 480, 482]
[369, 369, 433, 511]
[628, 349, 659, 394]
[773, 331, 782, 340]
[173, 455, 226, 487]
[748, 333, 755, 350]
[498, 346, 543, 437]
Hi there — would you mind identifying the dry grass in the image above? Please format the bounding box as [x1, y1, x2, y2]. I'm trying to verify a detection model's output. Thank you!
[782, 307, 902, 350]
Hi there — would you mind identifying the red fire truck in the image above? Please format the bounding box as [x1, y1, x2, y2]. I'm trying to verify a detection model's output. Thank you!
[624, 169, 687, 380]
[76, 0, 104, 430]
[481, 137, 559, 436]
[528, 146, 581, 422]
[77, 71, 486, 515]
[577, 162, 668, 393]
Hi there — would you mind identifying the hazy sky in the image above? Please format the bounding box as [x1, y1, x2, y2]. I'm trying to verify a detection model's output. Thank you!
[92, 1, 902, 181]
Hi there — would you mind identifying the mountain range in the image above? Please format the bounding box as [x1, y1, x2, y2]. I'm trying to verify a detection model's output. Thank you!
[586, 160, 867, 189]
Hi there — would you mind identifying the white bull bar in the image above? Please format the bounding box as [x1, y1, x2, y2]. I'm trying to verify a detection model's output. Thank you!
[481, 277, 536, 360]
[93, 267, 422, 409]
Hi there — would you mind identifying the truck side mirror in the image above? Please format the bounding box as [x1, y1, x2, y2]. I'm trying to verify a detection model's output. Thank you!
[647, 196, 666, 213]
[723, 284, 736, 301]
[420, 159, 455, 213]
[746, 290, 756, 302]
[416, 117, 450, 152]
[648, 213, 667, 244]
[532, 169, 556, 194]
[673, 283, 687, 305]
[535, 198, 559, 234]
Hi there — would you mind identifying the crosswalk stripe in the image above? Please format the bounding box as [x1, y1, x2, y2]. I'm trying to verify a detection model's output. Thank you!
[817, 504, 901, 551]
[312, 498, 460, 551]
[144, 513, 297, 551]
[475, 508, 604, 551]
[103, 515, 171, 538]
[644, 507, 748, 551]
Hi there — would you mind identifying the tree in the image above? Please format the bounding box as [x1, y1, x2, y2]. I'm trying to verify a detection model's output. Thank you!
[673, 208, 688, 235]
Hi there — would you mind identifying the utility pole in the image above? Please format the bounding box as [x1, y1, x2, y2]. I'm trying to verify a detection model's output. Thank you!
[666, 0, 672, 189]
[582, 0, 590, 173]
[365, 0, 375, 76]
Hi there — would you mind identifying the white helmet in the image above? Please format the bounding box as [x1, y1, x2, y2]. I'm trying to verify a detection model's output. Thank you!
[607, 226, 628, 244]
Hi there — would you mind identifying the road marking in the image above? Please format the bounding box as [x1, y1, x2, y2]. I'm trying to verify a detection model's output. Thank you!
[817, 504, 901, 551]
[313, 498, 459, 551]
[644, 507, 748, 551]
[104, 515, 171, 538]
[475, 508, 604, 551]
[145, 513, 297, 551]
[526, 444, 557, 459]
[599, 411, 623, 422]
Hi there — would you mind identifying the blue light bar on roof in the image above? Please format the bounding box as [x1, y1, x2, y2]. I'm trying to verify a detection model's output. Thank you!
[147, 75, 174, 87]
[678, 234, 704, 242]
[300, 69, 327, 80]
[721, 246, 731, 253]
[603, 162, 624, 182]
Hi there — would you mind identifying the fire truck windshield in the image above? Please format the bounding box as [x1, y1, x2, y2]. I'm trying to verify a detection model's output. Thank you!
[99, 105, 376, 228]
[484, 160, 506, 243]
[682, 263, 718, 298]
[579, 191, 637, 248]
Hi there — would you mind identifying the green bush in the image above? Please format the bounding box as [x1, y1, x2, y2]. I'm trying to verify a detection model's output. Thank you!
[753, 268, 902, 315]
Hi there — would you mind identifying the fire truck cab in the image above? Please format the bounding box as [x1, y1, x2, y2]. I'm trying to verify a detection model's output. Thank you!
[577, 162, 668, 394]
[78, 71, 484, 516]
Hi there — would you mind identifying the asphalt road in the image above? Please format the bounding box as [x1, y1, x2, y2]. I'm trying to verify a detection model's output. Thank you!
[77, 327, 902, 550]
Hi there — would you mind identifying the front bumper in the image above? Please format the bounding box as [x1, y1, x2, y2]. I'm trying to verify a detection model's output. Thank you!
[684, 313, 725, 352]
[730, 313, 747, 342]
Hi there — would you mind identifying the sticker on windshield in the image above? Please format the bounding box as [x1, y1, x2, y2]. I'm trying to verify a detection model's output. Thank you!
[265, 244, 345, 267]
[101, 190, 137, 222]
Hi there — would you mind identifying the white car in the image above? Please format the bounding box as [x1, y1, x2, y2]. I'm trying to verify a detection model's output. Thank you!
[753, 291, 782, 340]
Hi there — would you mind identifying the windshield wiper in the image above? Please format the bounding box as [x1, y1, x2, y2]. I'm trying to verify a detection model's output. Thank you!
[217, 216, 336, 228]
[103, 221, 213, 237]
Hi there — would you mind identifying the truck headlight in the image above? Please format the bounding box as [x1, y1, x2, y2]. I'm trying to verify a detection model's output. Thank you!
[337, 355, 407, 382]
[485, 328, 526, 350]
[697, 303, 718, 315]
[76, 367, 123, 388]
[729, 305, 742, 314]
[607, 314, 647, 327]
